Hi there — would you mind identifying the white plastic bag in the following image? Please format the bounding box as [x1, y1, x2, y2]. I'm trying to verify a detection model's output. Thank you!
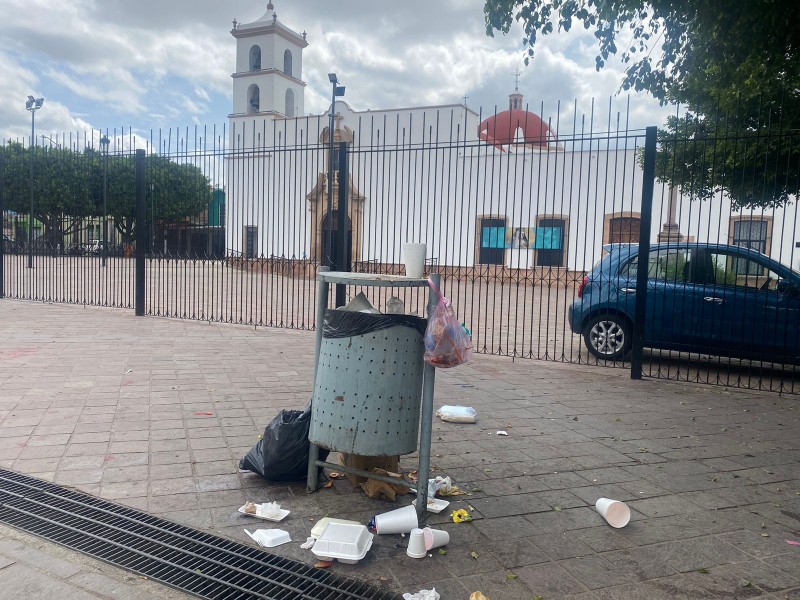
[403, 589, 440, 600]
[435, 405, 477, 423]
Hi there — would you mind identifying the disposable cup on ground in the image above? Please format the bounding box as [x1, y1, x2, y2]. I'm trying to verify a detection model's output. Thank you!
[406, 528, 427, 558]
[403, 243, 427, 278]
[372, 504, 418, 535]
[422, 527, 449, 550]
[595, 498, 631, 528]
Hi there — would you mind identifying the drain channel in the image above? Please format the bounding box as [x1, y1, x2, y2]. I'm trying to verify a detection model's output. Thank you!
[0, 469, 400, 599]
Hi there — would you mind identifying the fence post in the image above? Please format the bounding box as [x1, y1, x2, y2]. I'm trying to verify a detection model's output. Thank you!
[631, 126, 657, 379]
[135, 149, 146, 316]
[0, 151, 4, 299]
[334, 141, 350, 308]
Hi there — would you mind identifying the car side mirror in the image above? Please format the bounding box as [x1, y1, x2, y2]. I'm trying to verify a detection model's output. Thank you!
[777, 279, 799, 297]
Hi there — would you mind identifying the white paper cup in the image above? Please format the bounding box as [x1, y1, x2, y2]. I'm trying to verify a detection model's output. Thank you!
[595, 498, 631, 528]
[403, 243, 427, 278]
[406, 528, 427, 558]
[373, 504, 419, 535]
[422, 527, 449, 550]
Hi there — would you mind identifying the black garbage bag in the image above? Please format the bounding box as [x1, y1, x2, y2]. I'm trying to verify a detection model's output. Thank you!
[239, 406, 328, 482]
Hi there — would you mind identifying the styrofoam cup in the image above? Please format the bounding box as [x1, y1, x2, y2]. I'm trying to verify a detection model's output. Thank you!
[373, 504, 418, 535]
[422, 527, 449, 550]
[595, 498, 631, 528]
[403, 243, 427, 278]
[407, 528, 427, 558]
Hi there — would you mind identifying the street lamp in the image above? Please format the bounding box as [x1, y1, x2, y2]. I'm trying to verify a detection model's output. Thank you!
[326, 73, 345, 269]
[25, 95, 44, 269]
[100, 135, 110, 266]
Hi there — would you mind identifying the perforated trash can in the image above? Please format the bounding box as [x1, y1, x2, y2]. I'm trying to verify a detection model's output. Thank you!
[308, 309, 427, 456]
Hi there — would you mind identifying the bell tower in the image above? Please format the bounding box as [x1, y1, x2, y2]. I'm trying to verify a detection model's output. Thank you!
[230, 2, 308, 120]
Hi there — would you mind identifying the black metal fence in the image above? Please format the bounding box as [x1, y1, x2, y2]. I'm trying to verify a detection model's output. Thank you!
[1, 102, 798, 393]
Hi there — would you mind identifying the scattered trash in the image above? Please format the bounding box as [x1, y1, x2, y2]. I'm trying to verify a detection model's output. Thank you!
[360, 468, 411, 501]
[406, 528, 427, 559]
[496, 430, 508, 436]
[412, 497, 450, 513]
[343, 291, 380, 314]
[323, 481, 334, 489]
[311, 523, 374, 564]
[300, 537, 316, 549]
[469, 591, 488, 600]
[310, 517, 361, 539]
[424, 278, 473, 368]
[386, 296, 406, 314]
[237, 501, 290, 522]
[314, 560, 333, 569]
[193, 411, 214, 417]
[402, 589, 440, 600]
[470, 550, 479, 560]
[369, 504, 418, 534]
[239, 405, 328, 481]
[786, 540, 800, 547]
[244, 528, 291, 548]
[329, 471, 346, 479]
[595, 498, 631, 528]
[451, 509, 472, 523]
[429, 476, 465, 497]
[435, 406, 477, 423]
[422, 527, 449, 550]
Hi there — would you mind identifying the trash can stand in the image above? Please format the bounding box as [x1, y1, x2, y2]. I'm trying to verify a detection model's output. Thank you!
[306, 269, 440, 518]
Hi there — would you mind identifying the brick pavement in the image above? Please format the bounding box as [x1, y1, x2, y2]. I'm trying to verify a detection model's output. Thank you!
[0, 300, 798, 599]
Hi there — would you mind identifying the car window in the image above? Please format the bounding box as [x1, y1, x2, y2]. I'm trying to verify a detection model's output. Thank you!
[706, 251, 781, 289]
[620, 248, 691, 282]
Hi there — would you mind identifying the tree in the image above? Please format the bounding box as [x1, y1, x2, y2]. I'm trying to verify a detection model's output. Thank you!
[0, 142, 212, 246]
[484, 1, 800, 208]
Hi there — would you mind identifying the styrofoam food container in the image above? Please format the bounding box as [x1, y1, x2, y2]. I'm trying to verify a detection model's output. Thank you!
[310, 517, 361, 539]
[412, 497, 450, 513]
[311, 523, 374, 564]
[237, 504, 290, 522]
[244, 528, 291, 548]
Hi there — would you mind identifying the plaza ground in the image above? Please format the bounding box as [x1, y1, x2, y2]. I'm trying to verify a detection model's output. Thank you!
[0, 300, 798, 599]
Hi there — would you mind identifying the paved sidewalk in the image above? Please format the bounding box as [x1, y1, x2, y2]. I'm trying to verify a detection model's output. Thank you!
[0, 300, 799, 599]
[0, 522, 184, 599]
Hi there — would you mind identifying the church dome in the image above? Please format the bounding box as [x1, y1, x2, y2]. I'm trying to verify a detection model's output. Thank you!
[478, 109, 557, 152]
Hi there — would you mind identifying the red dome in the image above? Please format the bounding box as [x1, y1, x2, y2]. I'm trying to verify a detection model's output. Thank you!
[478, 109, 556, 151]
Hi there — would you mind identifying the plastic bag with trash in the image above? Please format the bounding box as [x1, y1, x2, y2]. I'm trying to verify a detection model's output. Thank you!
[423, 279, 472, 368]
[435, 405, 477, 423]
[239, 404, 328, 481]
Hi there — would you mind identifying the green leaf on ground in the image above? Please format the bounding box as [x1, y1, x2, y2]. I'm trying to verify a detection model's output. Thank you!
[470, 551, 479, 559]
[743, 581, 753, 588]
[438, 548, 447, 555]
[507, 572, 518, 580]
[553, 506, 562, 512]
[697, 568, 709, 574]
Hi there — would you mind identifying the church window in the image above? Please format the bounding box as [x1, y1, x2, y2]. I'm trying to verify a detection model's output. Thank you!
[283, 49, 293, 77]
[248, 84, 260, 113]
[285, 89, 295, 117]
[249, 45, 261, 71]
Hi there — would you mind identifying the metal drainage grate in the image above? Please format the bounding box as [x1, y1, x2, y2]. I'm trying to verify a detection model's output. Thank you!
[0, 468, 400, 600]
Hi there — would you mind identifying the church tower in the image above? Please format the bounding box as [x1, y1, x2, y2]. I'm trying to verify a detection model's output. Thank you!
[230, 2, 307, 120]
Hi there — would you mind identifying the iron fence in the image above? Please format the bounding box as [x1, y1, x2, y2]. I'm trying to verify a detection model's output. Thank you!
[1, 101, 797, 393]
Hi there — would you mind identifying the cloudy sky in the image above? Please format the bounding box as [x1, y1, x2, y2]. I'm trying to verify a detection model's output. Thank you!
[0, 0, 673, 144]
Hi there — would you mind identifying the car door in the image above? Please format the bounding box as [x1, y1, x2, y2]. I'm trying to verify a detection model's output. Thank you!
[617, 246, 693, 349]
[700, 247, 800, 362]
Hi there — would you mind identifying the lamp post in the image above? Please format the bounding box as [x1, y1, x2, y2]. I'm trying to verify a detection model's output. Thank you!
[326, 73, 345, 270]
[25, 95, 44, 269]
[100, 135, 110, 266]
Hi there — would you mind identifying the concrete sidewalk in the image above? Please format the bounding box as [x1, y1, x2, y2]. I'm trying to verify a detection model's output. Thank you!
[0, 300, 798, 599]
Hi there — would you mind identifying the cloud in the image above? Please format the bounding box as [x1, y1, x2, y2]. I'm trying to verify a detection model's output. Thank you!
[0, 0, 672, 141]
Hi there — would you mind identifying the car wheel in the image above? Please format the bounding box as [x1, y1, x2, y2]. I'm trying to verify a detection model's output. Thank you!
[583, 314, 631, 360]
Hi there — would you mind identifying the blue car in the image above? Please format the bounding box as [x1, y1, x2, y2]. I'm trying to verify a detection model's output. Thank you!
[568, 243, 800, 363]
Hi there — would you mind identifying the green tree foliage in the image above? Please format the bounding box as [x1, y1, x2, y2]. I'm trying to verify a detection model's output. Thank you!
[0, 142, 211, 244]
[484, 0, 800, 208]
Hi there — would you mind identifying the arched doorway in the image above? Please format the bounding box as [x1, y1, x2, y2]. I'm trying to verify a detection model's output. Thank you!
[320, 210, 352, 269]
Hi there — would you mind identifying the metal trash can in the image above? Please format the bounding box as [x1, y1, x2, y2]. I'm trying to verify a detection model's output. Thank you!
[308, 309, 427, 456]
